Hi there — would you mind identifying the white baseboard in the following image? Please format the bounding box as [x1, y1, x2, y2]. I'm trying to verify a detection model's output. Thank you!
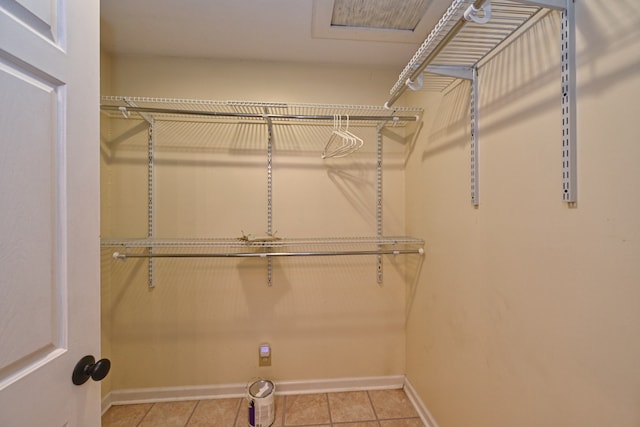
[103, 375, 405, 414]
[101, 392, 113, 416]
[276, 375, 405, 395]
[403, 377, 439, 427]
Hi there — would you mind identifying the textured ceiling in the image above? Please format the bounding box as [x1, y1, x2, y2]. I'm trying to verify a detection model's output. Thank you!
[100, 0, 452, 68]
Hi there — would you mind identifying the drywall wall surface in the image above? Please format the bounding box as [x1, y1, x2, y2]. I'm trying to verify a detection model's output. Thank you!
[101, 57, 413, 389]
[107, 56, 398, 106]
[404, 3, 640, 427]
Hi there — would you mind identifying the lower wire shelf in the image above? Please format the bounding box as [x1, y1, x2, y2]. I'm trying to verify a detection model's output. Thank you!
[111, 248, 424, 260]
[102, 236, 425, 286]
[102, 236, 425, 260]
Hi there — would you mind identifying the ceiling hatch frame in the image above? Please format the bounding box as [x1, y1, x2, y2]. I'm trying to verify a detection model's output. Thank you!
[312, 0, 441, 43]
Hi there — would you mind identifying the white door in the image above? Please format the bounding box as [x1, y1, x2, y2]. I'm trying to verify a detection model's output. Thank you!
[0, 0, 102, 426]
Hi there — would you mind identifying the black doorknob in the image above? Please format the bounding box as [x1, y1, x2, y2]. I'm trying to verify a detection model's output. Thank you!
[72, 355, 111, 385]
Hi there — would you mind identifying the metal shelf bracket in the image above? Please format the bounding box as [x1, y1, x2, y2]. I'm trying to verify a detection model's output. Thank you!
[147, 119, 155, 288]
[265, 108, 274, 286]
[470, 67, 480, 206]
[425, 65, 474, 81]
[561, 0, 577, 203]
[376, 125, 384, 284]
[423, 65, 479, 205]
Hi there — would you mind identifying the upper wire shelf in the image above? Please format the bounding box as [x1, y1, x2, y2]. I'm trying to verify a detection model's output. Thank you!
[389, 0, 563, 98]
[101, 96, 423, 126]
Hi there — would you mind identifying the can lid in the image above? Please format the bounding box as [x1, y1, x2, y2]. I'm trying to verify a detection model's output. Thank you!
[249, 380, 274, 398]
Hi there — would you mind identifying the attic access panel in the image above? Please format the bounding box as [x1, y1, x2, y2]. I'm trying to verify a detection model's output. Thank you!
[331, 0, 430, 31]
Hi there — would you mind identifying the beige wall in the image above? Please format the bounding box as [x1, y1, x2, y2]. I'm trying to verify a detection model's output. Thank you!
[405, 3, 640, 427]
[107, 55, 399, 105]
[100, 56, 416, 390]
[101, 2, 640, 421]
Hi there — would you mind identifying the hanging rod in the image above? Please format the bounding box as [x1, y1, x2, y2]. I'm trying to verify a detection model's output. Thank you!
[112, 248, 424, 260]
[101, 105, 419, 123]
[101, 236, 425, 248]
[386, 0, 488, 108]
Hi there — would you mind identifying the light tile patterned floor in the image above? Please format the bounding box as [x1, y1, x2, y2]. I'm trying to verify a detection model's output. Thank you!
[102, 388, 425, 426]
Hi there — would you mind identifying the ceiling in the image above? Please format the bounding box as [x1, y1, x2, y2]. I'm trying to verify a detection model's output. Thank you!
[100, 0, 452, 68]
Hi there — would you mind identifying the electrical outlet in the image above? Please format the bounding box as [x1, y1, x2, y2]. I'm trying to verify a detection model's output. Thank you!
[259, 343, 271, 367]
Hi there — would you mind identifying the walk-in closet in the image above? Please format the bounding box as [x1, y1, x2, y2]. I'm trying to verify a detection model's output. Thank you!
[1, 0, 637, 426]
[97, 1, 640, 426]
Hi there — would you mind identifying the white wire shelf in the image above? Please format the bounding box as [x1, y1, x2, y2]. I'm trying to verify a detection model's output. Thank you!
[389, 0, 563, 99]
[101, 96, 423, 126]
[102, 236, 425, 260]
[101, 97, 427, 280]
[386, 0, 576, 206]
[101, 236, 425, 249]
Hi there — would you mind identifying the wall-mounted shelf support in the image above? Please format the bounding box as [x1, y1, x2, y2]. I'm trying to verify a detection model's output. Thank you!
[387, 0, 577, 205]
[147, 119, 155, 287]
[561, 0, 576, 203]
[265, 108, 274, 286]
[470, 67, 480, 206]
[376, 125, 384, 283]
[122, 98, 157, 287]
[513, 0, 565, 8]
[422, 65, 479, 205]
[101, 97, 425, 286]
[425, 65, 474, 81]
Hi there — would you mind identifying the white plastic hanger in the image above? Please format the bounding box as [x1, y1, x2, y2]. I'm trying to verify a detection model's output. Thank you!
[321, 115, 363, 159]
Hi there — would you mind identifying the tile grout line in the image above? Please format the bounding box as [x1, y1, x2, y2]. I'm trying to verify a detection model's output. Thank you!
[366, 390, 380, 422]
[135, 402, 155, 427]
[325, 392, 333, 426]
[232, 397, 241, 427]
[183, 399, 200, 427]
[282, 394, 287, 426]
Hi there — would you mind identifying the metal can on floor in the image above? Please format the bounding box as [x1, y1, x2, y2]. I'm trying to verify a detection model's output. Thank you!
[247, 379, 275, 427]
